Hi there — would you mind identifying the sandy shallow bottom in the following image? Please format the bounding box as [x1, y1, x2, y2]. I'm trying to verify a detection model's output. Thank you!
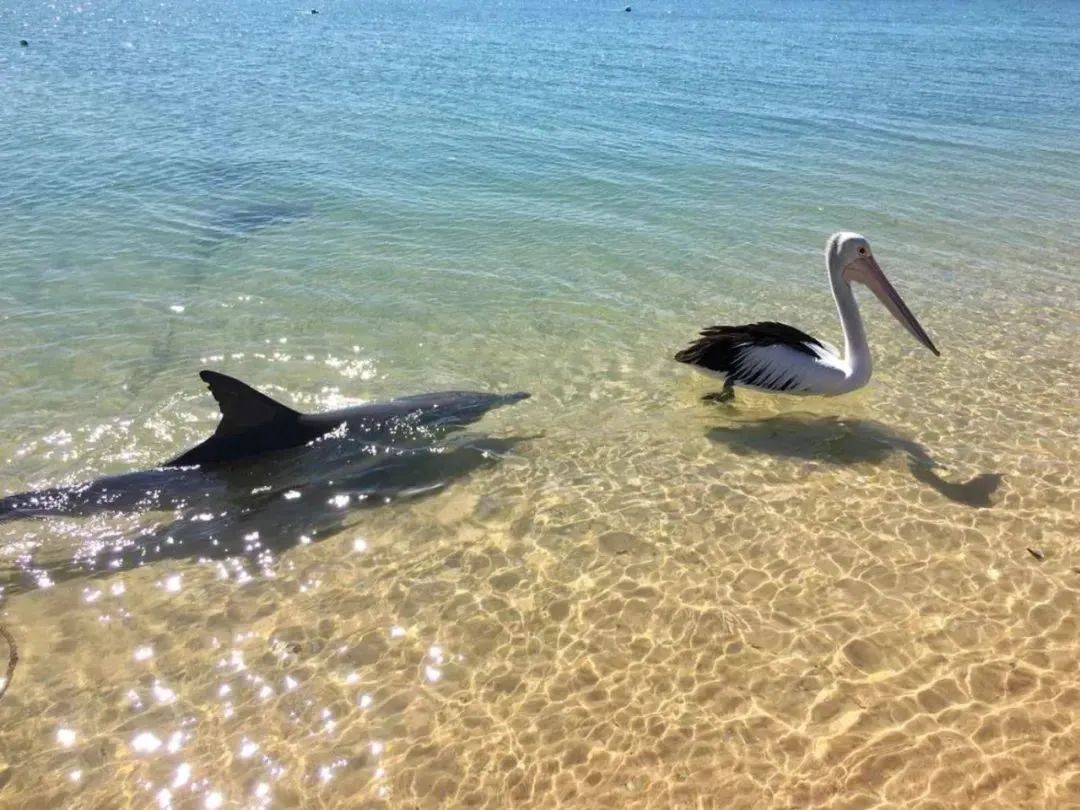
[4, 0, 1080, 804]
[1, 291, 1079, 810]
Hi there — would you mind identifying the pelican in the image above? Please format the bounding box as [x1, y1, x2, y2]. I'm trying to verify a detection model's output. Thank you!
[675, 232, 939, 401]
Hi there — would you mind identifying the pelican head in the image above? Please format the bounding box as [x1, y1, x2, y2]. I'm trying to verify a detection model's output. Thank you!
[826, 232, 940, 356]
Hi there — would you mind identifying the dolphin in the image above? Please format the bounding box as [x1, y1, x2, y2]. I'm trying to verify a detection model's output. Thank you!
[0, 370, 530, 521]
[0, 433, 527, 597]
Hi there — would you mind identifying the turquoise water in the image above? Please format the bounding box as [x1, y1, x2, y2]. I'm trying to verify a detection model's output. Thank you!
[2, 1, 1080, 807]
[3, 1, 1079, 422]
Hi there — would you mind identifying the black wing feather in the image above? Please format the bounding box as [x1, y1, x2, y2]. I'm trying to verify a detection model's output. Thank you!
[674, 321, 824, 375]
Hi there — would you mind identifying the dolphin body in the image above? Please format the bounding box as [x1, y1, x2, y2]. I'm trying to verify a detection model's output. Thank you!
[0, 370, 530, 521]
[0, 432, 526, 597]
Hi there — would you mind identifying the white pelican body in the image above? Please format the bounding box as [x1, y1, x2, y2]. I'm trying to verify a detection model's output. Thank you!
[675, 233, 939, 399]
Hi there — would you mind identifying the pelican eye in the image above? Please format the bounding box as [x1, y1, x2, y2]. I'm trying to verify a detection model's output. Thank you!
[857, 247, 868, 256]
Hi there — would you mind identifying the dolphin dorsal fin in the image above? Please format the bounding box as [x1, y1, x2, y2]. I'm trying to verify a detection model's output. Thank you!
[200, 370, 301, 437]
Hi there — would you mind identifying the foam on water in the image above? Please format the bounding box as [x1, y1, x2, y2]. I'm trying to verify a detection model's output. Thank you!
[1, 0, 1079, 806]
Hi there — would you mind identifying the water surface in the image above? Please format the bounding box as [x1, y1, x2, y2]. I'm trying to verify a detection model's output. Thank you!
[1, 0, 1079, 807]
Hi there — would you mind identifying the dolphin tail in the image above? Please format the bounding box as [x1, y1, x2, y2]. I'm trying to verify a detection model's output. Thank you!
[0, 488, 70, 522]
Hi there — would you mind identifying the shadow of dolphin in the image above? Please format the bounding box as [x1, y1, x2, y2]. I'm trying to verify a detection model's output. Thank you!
[706, 414, 1002, 508]
[191, 201, 315, 252]
[124, 199, 316, 395]
[0, 434, 529, 598]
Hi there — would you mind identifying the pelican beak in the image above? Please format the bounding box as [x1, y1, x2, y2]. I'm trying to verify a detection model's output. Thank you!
[845, 257, 940, 356]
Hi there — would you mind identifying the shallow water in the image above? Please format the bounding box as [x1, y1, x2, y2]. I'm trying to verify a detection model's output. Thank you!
[2, 0, 1080, 807]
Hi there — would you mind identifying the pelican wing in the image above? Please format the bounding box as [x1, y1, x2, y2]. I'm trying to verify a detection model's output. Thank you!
[675, 321, 841, 393]
[811, 336, 840, 360]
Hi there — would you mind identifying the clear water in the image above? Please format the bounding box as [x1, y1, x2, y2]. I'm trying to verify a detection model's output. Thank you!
[1, 0, 1079, 806]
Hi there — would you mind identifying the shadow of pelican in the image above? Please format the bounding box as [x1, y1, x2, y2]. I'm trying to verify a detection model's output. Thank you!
[706, 414, 1002, 508]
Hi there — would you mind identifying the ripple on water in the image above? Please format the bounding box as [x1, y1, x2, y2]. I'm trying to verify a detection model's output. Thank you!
[2, 0, 1080, 807]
